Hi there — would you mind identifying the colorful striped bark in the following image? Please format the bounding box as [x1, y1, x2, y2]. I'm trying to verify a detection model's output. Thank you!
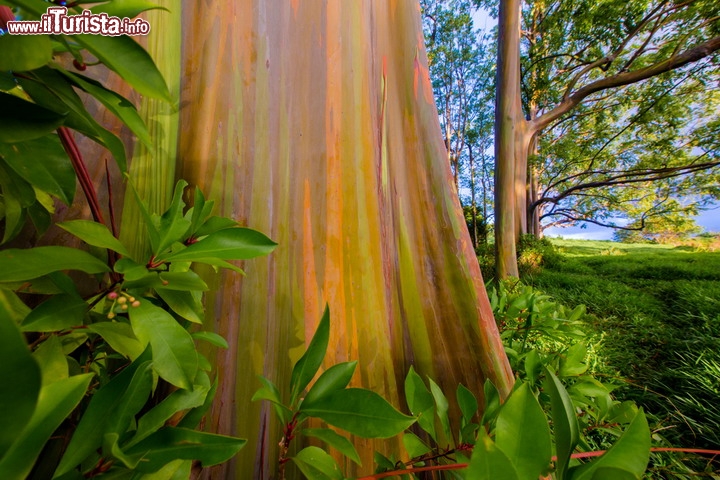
[134, 1, 514, 477]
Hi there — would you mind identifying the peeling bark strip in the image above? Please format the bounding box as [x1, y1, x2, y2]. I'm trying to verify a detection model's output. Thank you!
[171, 1, 513, 477]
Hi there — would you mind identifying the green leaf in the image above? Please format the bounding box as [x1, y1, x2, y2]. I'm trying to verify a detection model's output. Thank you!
[0, 373, 93, 480]
[155, 180, 191, 255]
[194, 215, 237, 237]
[72, 34, 172, 102]
[456, 384, 479, 424]
[162, 227, 277, 263]
[32, 335, 68, 386]
[251, 376, 292, 424]
[292, 446, 343, 480]
[303, 428, 362, 466]
[177, 374, 217, 430]
[300, 388, 415, 439]
[191, 331, 229, 349]
[303, 361, 357, 406]
[58, 220, 131, 257]
[0, 34, 52, 72]
[54, 349, 152, 477]
[428, 377, 451, 441]
[123, 427, 246, 472]
[129, 301, 198, 390]
[569, 410, 650, 480]
[156, 288, 204, 324]
[60, 69, 152, 149]
[290, 306, 330, 405]
[19, 68, 128, 171]
[403, 432, 431, 459]
[480, 379, 501, 426]
[404, 366, 436, 440]
[126, 179, 160, 252]
[0, 135, 75, 204]
[185, 188, 214, 237]
[157, 271, 208, 291]
[21, 293, 87, 332]
[464, 429, 519, 480]
[114, 258, 149, 280]
[127, 385, 209, 448]
[0, 92, 65, 144]
[0, 246, 109, 282]
[495, 383, 552, 480]
[560, 343, 588, 377]
[87, 321, 144, 360]
[0, 303, 41, 457]
[104, 362, 154, 440]
[90, 0, 169, 19]
[544, 368, 580, 480]
[524, 349, 542, 385]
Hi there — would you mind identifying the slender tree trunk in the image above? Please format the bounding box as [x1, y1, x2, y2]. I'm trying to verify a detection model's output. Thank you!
[173, 1, 513, 477]
[469, 143, 478, 249]
[495, 0, 523, 278]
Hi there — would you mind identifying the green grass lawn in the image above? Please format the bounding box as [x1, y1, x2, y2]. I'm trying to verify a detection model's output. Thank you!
[523, 239, 720, 452]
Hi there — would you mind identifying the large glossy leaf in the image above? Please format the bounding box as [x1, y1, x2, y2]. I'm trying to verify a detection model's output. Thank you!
[161, 227, 277, 263]
[300, 388, 415, 439]
[0, 246, 109, 282]
[32, 335, 68, 386]
[128, 385, 209, 447]
[54, 350, 151, 477]
[302, 428, 361, 466]
[290, 306, 330, 405]
[291, 446, 343, 480]
[428, 377, 451, 441]
[124, 427, 246, 472]
[544, 368, 580, 479]
[156, 288, 204, 323]
[106, 363, 154, 437]
[0, 373, 92, 480]
[569, 410, 650, 480]
[21, 293, 87, 332]
[87, 321, 144, 360]
[495, 383, 552, 480]
[129, 301, 198, 389]
[58, 220, 131, 257]
[464, 429, 519, 480]
[0, 34, 52, 72]
[0, 135, 75, 204]
[60, 70, 152, 149]
[0, 303, 41, 457]
[153, 180, 191, 255]
[19, 68, 128, 171]
[72, 34, 172, 102]
[251, 376, 292, 424]
[456, 384, 479, 424]
[302, 361, 357, 406]
[404, 366, 436, 440]
[0, 92, 65, 143]
[177, 375, 218, 430]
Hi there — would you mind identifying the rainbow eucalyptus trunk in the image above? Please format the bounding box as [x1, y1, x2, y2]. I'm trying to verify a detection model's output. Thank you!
[494, 0, 523, 279]
[167, 1, 513, 477]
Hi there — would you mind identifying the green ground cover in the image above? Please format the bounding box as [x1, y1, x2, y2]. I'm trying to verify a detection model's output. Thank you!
[523, 239, 720, 455]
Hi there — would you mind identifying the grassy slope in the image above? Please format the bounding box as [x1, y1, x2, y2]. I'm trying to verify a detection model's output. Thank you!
[524, 239, 720, 450]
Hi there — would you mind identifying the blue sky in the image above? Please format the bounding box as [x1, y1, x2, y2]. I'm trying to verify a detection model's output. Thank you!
[544, 207, 720, 240]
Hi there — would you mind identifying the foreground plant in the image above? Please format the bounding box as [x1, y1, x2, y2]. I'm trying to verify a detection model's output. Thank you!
[256, 309, 655, 479]
[0, 180, 276, 478]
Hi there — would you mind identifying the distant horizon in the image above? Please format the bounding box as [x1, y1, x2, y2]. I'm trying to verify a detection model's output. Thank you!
[544, 206, 720, 240]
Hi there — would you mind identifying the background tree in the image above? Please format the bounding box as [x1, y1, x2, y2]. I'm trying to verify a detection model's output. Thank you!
[490, 0, 720, 278]
[422, 0, 496, 249]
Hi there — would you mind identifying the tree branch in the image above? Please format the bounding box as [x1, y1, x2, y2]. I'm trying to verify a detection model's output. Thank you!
[532, 35, 720, 132]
